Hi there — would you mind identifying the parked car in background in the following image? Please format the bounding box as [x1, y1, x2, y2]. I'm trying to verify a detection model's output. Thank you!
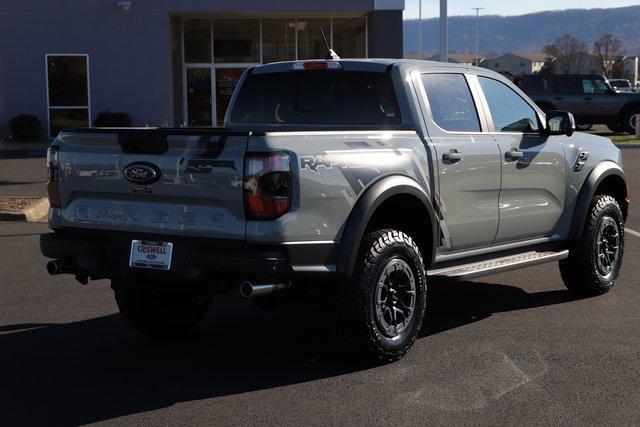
[518, 74, 640, 134]
[609, 79, 636, 93]
[41, 60, 628, 362]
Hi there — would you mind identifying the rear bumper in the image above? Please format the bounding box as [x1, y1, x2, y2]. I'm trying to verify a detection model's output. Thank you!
[40, 229, 336, 284]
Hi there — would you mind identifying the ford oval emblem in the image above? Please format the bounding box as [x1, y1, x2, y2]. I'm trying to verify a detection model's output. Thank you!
[123, 162, 161, 185]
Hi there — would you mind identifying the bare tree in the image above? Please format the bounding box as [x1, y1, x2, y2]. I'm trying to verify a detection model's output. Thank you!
[594, 33, 623, 76]
[543, 35, 588, 74]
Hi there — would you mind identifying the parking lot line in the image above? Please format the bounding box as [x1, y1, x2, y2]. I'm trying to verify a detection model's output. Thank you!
[625, 228, 640, 238]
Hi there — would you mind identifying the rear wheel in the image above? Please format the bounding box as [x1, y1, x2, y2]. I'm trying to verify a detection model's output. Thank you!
[114, 284, 213, 336]
[338, 230, 427, 363]
[621, 108, 640, 135]
[560, 195, 625, 296]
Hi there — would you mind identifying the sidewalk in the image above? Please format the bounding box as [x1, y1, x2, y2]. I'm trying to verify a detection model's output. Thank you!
[0, 140, 50, 158]
[0, 141, 48, 198]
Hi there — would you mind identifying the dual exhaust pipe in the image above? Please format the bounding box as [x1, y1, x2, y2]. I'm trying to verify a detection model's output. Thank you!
[240, 281, 290, 299]
[46, 259, 88, 284]
[48, 260, 285, 297]
[46, 259, 78, 276]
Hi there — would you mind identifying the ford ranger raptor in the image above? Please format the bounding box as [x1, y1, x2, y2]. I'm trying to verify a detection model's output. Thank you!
[41, 59, 628, 362]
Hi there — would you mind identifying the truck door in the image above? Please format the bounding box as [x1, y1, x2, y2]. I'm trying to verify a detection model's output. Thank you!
[416, 73, 501, 253]
[553, 76, 590, 121]
[476, 76, 566, 244]
[580, 77, 620, 122]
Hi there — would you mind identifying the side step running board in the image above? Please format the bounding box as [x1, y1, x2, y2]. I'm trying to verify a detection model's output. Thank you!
[427, 249, 569, 281]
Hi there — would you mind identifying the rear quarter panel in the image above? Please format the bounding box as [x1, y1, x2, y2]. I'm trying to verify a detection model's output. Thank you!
[245, 131, 431, 243]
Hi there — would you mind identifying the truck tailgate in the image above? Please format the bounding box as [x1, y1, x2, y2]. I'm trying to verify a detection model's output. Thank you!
[51, 129, 250, 240]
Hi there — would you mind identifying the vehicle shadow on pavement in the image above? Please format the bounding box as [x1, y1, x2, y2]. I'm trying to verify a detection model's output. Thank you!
[0, 281, 584, 424]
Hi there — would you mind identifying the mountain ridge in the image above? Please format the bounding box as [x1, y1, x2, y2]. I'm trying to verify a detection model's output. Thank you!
[403, 5, 640, 57]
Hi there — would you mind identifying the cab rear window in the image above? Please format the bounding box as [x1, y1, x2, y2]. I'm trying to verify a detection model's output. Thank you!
[231, 71, 401, 125]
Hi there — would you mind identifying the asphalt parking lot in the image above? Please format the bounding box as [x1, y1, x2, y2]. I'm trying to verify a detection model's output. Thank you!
[1, 148, 640, 425]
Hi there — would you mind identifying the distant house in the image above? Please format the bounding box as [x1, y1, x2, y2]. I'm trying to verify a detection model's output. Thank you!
[619, 56, 639, 83]
[427, 53, 483, 66]
[481, 52, 549, 76]
[552, 52, 607, 75]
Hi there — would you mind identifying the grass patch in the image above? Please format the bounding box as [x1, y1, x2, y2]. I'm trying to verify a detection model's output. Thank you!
[610, 134, 640, 144]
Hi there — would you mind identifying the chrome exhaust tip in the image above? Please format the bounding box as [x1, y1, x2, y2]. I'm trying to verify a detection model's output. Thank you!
[240, 281, 288, 298]
[47, 259, 77, 276]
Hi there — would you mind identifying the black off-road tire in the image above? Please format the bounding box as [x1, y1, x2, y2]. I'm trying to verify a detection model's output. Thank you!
[339, 229, 428, 363]
[560, 195, 625, 296]
[622, 108, 640, 135]
[114, 285, 213, 336]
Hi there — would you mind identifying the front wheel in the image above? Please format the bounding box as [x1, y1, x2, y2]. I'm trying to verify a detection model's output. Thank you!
[339, 230, 427, 363]
[114, 284, 213, 336]
[560, 195, 625, 296]
[576, 123, 593, 131]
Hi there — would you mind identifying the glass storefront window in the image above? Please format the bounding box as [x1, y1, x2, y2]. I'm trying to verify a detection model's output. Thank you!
[333, 18, 367, 58]
[215, 68, 246, 124]
[187, 68, 212, 127]
[49, 109, 90, 137]
[262, 19, 296, 64]
[46, 55, 90, 136]
[182, 16, 367, 127]
[213, 19, 260, 63]
[184, 19, 212, 63]
[47, 56, 88, 106]
[296, 19, 332, 60]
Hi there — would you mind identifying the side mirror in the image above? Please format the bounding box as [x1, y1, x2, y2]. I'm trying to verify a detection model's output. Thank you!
[545, 110, 575, 137]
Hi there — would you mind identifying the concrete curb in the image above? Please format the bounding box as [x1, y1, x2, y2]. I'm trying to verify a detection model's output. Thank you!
[615, 144, 640, 149]
[0, 198, 49, 223]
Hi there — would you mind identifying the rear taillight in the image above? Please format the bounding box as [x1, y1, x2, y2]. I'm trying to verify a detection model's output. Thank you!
[46, 145, 62, 208]
[244, 152, 292, 220]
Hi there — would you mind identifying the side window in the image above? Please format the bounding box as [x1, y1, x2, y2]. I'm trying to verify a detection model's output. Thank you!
[583, 78, 609, 94]
[478, 77, 539, 133]
[553, 77, 582, 94]
[421, 74, 481, 132]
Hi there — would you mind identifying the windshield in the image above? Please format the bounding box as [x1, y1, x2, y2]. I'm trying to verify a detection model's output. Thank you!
[231, 71, 401, 125]
[611, 80, 630, 88]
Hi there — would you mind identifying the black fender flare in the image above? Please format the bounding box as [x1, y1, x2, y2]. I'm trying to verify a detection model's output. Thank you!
[336, 175, 438, 278]
[569, 161, 627, 241]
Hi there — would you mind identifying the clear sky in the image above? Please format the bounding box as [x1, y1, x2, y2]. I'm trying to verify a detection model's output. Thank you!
[403, 0, 640, 19]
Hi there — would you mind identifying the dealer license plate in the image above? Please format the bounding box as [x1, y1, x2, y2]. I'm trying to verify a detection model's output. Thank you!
[129, 240, 173, 270]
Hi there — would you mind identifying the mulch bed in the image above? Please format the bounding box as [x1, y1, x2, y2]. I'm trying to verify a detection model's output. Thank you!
[0, 197, 40, 213]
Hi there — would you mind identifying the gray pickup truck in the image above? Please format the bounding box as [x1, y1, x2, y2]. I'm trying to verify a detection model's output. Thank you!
[41, 59, 628, 362]
[519, 74, 640, 134]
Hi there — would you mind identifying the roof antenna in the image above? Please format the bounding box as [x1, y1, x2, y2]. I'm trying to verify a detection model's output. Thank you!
[320, 28, 340, 60]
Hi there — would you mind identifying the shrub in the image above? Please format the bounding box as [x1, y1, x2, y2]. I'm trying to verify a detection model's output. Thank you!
[94, 111, 132, 127]
[9, 114, 42, 142]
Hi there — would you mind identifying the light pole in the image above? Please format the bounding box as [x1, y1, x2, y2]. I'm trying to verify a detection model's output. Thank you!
[418, 0, 423, 59]
[439, 0, 448, 62]
[472, 7, 484, 67]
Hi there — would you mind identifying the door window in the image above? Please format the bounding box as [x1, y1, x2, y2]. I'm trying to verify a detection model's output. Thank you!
[421, 74, 481, 132]
[46, 55, 90, 137]
[479, 77, 539, 133]
[553, 77, 582, 94]
[582, 78, 609, 94]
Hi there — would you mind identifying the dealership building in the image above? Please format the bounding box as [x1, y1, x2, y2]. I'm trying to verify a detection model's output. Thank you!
[0, 1, 405, 137]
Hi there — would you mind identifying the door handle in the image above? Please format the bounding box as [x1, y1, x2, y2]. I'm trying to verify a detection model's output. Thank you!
[442, 149, 463, 162]
[554, 96, 563, 101]
[505, 149, 524, 160]
[584, 97, 593, 101]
